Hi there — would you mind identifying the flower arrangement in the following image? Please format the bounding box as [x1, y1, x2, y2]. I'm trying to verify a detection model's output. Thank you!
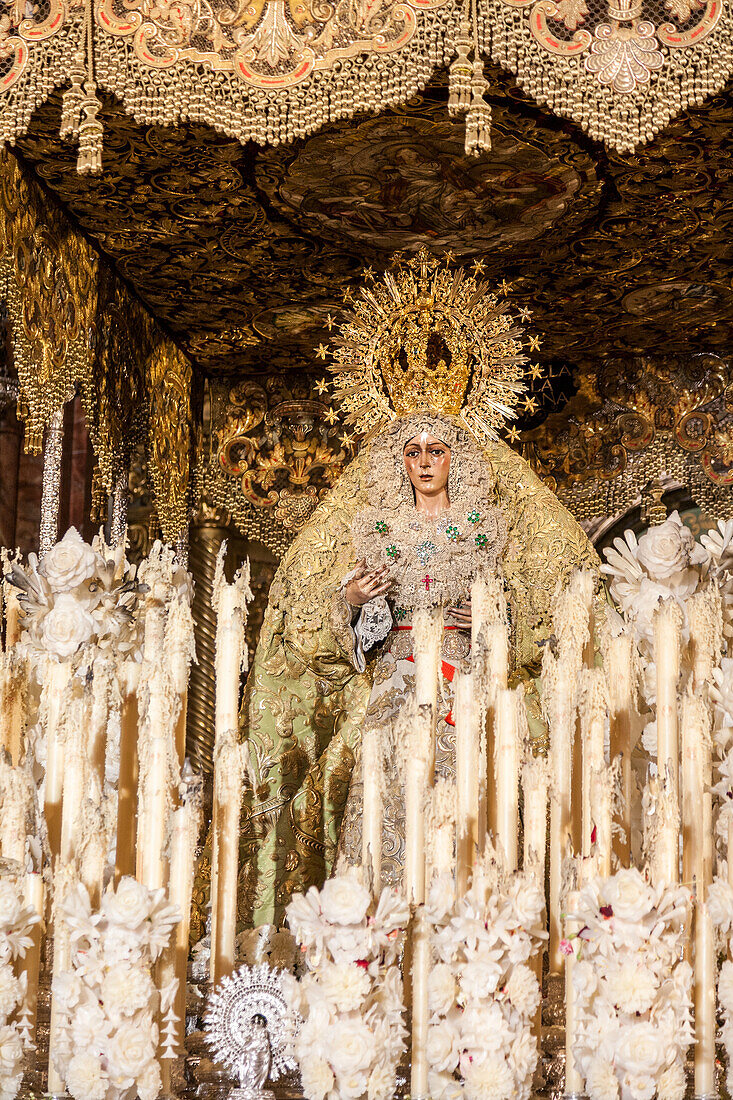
[0, 875, 40, 1100]
[282, 866, 408, 1100]
[566, 868, 693, 1100]
[51, 876, 179, 1100]
[425, 867, 545, 1100]
[7, 528, 143, 663]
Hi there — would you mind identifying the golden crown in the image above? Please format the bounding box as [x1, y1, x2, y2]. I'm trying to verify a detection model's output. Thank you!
[318, 249, 534, 445]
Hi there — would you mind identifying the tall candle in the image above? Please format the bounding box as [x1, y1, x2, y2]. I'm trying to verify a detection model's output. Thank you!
[361, 726, 383, 892]
[3, 581, 21, 650]
[403, 701, 432, 905]
[42, 659, 72, 861]
[579, 668, 608, 861]
[0, 653, 24, 765]
[604, 628, 636, 865]
[687, 586, 723, 694]
[654, 599, 682, 802]
[410, 904, 431, 1100]
[681, 688, 711, 890]
[426, 779, 456, 885]
[0, 758, 28, 864]
[564, 892, 583, 1096]
[590, 767, 612, 878]
[522, 756, 550, 879]
[694, 900, 716, 1097]
[60, 691, 89, 867]
[136, 603, 171, 890]
[544, 649, 576, 971]
[115, 663, 140, 883]
[48, 866, 75, 1094]
[454, 672, 479, 895]
[21, 872, 43, 1038]
[412, 608, 442, 777]
[650, 780, 680, 887]
[494, 687, 520, 871]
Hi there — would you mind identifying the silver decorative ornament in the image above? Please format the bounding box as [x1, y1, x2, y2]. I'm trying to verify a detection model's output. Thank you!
[205, 963, 299, 1100]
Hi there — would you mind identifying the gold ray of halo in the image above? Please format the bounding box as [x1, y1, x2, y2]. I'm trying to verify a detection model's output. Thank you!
[320, 248, 534, 446]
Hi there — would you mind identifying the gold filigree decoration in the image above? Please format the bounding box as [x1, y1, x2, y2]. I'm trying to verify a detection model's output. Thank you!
[324, 248, 530, 446]
[216, 380, 353, 532]
[522, 353, 733, 522]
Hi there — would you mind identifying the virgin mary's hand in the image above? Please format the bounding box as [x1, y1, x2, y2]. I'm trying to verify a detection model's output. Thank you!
[447, 600, 472, 629]
[345, 561, 392, 607]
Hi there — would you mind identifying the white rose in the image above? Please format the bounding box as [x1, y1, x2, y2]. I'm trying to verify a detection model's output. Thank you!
[0, 1025, 22, 1078]
[101, 963, 155, 1017]
[511, 1029, 538, 1083]
[0, 882, 22, 930]
[636, 516, 695, 581]
[719, 959, 733, 1012]
[603, 869, 654, 923]
[100, 923, 140, 964]
[508, 878, 544, 928]
[41, 593, 96, 658]
[319, 872, 371, 926]
[65, 1052, 107, 1100]
[71, 1000, 111, 1051]
[41, 528, 98, 592]
[428, 963, 457, 1015]
[613, 1022, 668, 1078]
[426, 1021, 459, 1073]
[463, 1054, 514, 1100]
[106, 1019, 157, 1080]
[367, 1063, 396, 1100]
[428, 1070, 464, 1100]
[299, 1055, 334, 1100]
[505, 964, 541, 1018]
[604, 963, 658, 1015]
[328, 1019, 373, 1077]
[573, 960, 597, 1000]
[137, 1058, 162, 1100]
[102, 877, 152, 929]
[584, 1057, 619, 1100]
[317, 961, 370, 1012]
[656, 1061, 686, 1100]
[52, 970, 83, 1013]
[0, 964, 20, 1018]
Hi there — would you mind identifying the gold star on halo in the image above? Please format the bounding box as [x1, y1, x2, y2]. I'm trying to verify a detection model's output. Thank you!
[362, 266, 375, 279]
[325, 313, 336, 331]
[339, 431, 354, 448]
[324, 407, 339, 425]
[444, 250, 456, 264]
[314, 377, 329, 395]
[499, 279, 512, 295]
[341, 288, 354, 303]
[529, 363, 543, 381]
[518, 307, 532, 322]
[471, 259, 486, 276]
[523, 396, 538, 414]
[315, 344, 328, 360]
[507, 426, 522, 443]
[528, 335, 541, 351]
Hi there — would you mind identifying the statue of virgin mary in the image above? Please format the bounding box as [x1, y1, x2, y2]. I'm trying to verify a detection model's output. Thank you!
[226, 252, 598, 929]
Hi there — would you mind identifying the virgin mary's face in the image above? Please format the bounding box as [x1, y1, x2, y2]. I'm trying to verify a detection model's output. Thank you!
[403, 433, 451, 498]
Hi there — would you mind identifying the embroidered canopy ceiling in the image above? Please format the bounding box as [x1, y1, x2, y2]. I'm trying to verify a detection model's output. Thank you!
[0, 0, 729, 161]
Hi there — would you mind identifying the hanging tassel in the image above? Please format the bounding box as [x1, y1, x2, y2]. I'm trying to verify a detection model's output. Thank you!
[448, 20, 473, 116]
[77, 82, 103, 175]
[59, 51, 87, 141]
[464, 59, 492, 156]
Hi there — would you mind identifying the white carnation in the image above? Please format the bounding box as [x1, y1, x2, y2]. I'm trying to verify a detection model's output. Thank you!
[0, 1025, 22, 1079]
[102, 877, 152, 929]
[101, 963, 155, 1016]
[585, 1057, 619, 1100]
[463, 1054, 514, 1100]
[0, 964, 20, 1019]
[41, 529, 98, 592]
[367, 1062, 395, 1100]
[426, 1021, 459, 1073]
[65, 1052, 107, 1100]
[656, 1061, 686, 1100]
[573, 960, 597, 999]
[137, 1058, 162, 1100]
[428, 963, 457, 1015]
[505, 964, 540, 1017]
[299, 1055, 334, 1100]
[719, 959, 733, 1012]
[510, 1029, 538, 1082]
[604, 963, 657, 1015]
[707, 878, 733, 934]
[0, 882, 22, 931]
[52, 970, 83, 1013]
[429, 1070, 464, 1100]
[620, 1072, 656, 1100]
[317, 961, 370, 1012]
[459, 958, 502, 1001]
[71, 1000, 110, 1051]
[319, 871, 371, 926]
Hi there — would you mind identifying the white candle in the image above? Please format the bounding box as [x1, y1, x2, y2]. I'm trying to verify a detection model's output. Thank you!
[3, 581, 21, 650]
[681, 688, 711, 890]
[412, 607, 442, 778]
[590, 767, 612, 878]
[361, 727, 383, 892]
[115, 663, 140, 883]
[544, 650, 576, 971]
[403, 701, 432, 905]
[654, 599, 682, 802]
[211, 555, 250, 984]
[522, 756, 550, 879]
[48, 866, 75, 1094]
[564, 892, 584, 1096]
[410, 904, 430, 1100]
[578, 668, 608, 861]
[0, 758, 28, 865]
[60, 690, 89, 868]
[687, 586, 723, 693]
[426, 778, 456, 884]
[494, 687, 520, 871]
[42, 659, 72, 861]
[694, 900, 716, 1096]
[136, 603, 170, 891]
[22, 872, 43, 1039]
[604, 627, 636, 865]
[454, 672, 479, 894]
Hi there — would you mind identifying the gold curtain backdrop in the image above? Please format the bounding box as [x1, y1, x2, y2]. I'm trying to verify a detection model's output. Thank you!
[0, 0, 730, 166]
[0, 149, 193, 541]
